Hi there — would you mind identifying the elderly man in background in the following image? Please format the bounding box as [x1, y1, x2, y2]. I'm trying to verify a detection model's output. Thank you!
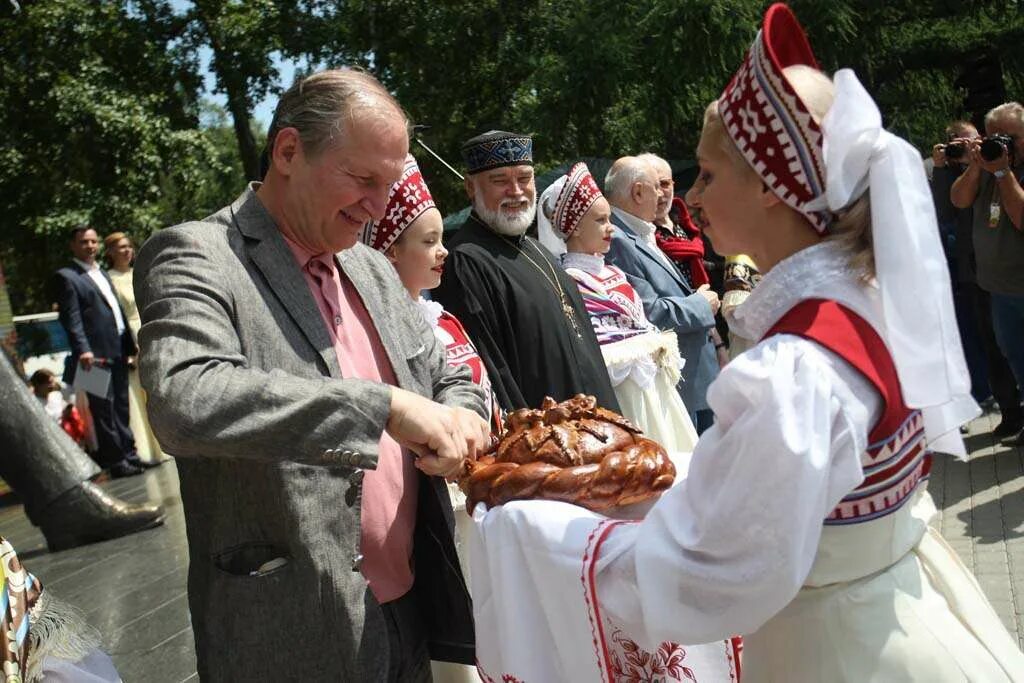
[640, 152, 731, 366]
[604, 156, 720, 433]
[135, 69, 489, 681]
[433, 130, 619, 412]
[951, 102, 1024, 446]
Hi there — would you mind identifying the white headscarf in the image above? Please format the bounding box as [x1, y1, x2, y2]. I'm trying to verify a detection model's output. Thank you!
[806, 69, 979, 455]
[537, 175, 568, 257]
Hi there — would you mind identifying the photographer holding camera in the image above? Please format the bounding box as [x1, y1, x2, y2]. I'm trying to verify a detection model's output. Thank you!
[952, 102, 1024, 446]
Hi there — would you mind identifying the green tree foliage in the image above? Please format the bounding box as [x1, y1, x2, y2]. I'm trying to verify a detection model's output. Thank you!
[338, 0, 1021, 211]
[0, 0, 231, 312]
[2, 0, 1022, 312]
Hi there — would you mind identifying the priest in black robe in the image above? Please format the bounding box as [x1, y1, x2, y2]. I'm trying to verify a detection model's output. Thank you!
[433, 130, 620, 412]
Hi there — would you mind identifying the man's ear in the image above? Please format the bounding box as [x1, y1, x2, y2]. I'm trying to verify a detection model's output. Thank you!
[630, 181, 644, 206]
[270, 127, 303, 177]
[463, 176, 475, 200]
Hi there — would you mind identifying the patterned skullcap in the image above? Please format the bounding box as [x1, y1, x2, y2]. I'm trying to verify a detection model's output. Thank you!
[553, 162, 604, 239]
[718, 3, 828, 233]
[461, 130, 533, 175]
[363, 154, 436, 252]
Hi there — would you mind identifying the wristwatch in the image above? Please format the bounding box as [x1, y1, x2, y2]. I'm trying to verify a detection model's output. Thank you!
[994, 168, 1009, 180]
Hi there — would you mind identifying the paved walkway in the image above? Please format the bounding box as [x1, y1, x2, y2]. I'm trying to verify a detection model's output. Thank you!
[1, 408, 1022, 681]
[931, 408, 1024, 647]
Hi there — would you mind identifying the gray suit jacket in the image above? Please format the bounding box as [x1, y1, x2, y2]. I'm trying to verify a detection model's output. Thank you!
[607, 211, 719, 412]
[135, 186, 486, 681]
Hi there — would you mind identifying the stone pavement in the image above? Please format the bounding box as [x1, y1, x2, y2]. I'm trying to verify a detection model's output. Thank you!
[0, 409, 1022, 681]
[930, 407, 1024, 648]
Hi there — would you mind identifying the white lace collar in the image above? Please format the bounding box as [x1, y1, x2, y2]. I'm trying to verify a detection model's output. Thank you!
[730, 240, 878, 342]
[561, 252, 605, 275]
[416, 296, 444, 329]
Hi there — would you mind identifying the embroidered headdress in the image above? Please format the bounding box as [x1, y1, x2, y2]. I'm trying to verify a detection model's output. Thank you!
[718, 3, 828, 232]
[363, 154, 436, 252]
[461, 130, 533, 175]
[537, 162, 605, 256]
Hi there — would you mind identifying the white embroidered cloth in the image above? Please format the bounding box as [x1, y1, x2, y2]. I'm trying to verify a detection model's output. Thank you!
[469, 455, 740, 683]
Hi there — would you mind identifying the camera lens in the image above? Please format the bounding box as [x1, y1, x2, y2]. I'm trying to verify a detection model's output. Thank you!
[980, 134, 1014, 163]
[945, 142, 966, 160]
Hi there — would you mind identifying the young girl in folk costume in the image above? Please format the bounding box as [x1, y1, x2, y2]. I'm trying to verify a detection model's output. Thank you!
[538, 162, 698, 454]
[363, 155, 492, 683]
[476, 4, 1024, 681]
[362, 154, 500, 433]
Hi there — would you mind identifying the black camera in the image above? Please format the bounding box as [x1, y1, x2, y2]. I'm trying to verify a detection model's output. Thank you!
[945, 141, 968, 161]
[980, 134, 1015, 163]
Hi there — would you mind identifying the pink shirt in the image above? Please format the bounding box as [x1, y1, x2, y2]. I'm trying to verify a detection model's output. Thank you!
[284, 236, 417, 604]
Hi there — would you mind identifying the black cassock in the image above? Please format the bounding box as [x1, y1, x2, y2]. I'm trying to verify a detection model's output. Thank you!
[433, 213, 620, 413]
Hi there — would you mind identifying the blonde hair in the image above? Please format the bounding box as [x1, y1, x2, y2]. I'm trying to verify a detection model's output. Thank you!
[103, 231, 129, 251]
[102, 231, 132, 268]
[702, 65, 874, 277]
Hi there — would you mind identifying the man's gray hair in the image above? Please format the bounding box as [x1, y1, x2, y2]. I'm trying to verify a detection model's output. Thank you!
[985, 102, 1024, 130]
[604, 157, 652, 203]
[266, 68, 408, 158]
[637, 152, 671, 176]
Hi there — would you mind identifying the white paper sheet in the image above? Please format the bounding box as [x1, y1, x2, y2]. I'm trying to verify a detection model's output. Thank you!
[73, 365, 111, 398]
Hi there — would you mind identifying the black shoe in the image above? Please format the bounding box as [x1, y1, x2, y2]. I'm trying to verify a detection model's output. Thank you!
[994, 419, 1024, 439]
[128, 457, 163, 470]
[37, 482, 165, 552]
[109, 462, 144, 478]
[1001, 428, 1024, 448]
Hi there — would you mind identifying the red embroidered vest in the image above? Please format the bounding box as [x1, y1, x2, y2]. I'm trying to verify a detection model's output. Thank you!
[766, 299, 931, 525]
[436, 311, 502, 432]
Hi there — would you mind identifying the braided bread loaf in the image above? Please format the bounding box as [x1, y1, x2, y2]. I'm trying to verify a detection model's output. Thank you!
[460, 395, 675, 512]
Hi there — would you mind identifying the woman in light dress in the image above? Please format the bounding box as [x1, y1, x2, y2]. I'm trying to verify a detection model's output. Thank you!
[104, 232, 165, 464]
[484, 3, 1024, 680]
[538, 162, 698, 454]
[362, 154, 495, 683]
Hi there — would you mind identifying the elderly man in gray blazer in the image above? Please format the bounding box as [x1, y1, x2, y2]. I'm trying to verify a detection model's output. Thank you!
[135, 69, 490, 681]
[605, 156, 721, 433]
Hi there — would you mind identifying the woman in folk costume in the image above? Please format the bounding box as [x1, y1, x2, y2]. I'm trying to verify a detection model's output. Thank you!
[363, 154, 493, 683]
[474, 4, 1024, 681]
[538, 162, 698, 454]
[1, 536, 121, 682]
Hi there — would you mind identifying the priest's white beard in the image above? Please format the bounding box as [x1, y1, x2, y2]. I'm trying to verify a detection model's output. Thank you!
[473, 195, 537, 237]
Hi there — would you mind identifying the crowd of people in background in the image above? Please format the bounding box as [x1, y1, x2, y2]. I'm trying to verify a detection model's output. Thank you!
[929, 105, 1024, 448]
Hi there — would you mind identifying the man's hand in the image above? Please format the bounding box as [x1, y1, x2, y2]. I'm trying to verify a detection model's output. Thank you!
[78, 351, 95, 370]
[697, 284, 721, 316]
[979, 141, 1012, 176]
[386, 387, 489, 479]
[932, 143, 947, 168]
[449, 406, 491, 464]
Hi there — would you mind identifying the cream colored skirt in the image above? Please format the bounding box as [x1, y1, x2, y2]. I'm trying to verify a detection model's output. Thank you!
[603, 331, 698, 453]
[743, 527, 1024, 681]
[128, 369, 165, 463]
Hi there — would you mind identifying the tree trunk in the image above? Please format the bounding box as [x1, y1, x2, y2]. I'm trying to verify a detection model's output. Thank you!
[193, 3, 261, 181]
[223, 77, 260, 181]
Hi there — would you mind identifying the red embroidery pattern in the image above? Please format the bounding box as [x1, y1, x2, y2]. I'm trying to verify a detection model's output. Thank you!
[609, 630, 697, 682]
[582, 519, 628, 681]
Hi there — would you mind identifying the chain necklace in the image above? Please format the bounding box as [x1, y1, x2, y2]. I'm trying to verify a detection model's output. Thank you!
[472, 215, 583, 338]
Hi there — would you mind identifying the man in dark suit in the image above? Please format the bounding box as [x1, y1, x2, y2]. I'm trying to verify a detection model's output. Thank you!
[54, 225, 146, 477]
[604, 156, 721, 433]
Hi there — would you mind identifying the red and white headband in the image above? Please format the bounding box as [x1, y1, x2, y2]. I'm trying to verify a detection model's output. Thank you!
[363, 154, 436, 252]
[718, 3, 828, 233]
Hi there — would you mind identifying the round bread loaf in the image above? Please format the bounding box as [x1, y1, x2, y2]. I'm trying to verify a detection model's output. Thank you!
[460, 394, 675, 512]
